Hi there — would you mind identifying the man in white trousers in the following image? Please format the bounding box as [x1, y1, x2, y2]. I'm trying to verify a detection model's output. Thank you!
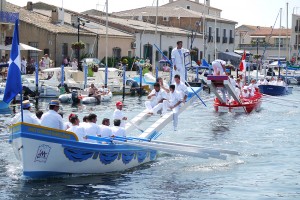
[145, 82, 167, 115]
[162, 84, 182, 131]
[171, 41, 189, 82]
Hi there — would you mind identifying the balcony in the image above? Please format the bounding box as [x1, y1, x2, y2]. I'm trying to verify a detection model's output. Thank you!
[222, 37, 227, 43]
[229, 38, 234, 44]
[294, 44, 300, 49]
[0, 11, 19, 24]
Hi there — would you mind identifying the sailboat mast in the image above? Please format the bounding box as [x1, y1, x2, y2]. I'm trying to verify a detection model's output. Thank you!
[286, 2, 290, 61]
[202, 0, 206, 59]
[279, 8, 282, 63]
[105, 0, 108, 88]
[152, 0, 158, 75]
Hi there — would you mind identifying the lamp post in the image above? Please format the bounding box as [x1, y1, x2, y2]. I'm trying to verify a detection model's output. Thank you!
[74, 16, 89, 71]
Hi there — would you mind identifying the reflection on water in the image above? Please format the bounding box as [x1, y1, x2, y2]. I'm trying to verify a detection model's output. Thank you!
[1, 88, 300, 199]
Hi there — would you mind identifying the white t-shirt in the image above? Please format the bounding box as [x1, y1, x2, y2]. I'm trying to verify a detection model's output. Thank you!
[84, 122, 101, 136]
[67, 125, 86, 142]
[168, 90, 182, 105]
[148, 89, 167, 104]
[40, 110, 64, 130]
[175, 81, 188, 100]
[112, 109, 126, 127]
[11, 110, 40, 125]
[111, 126, 126, 137]
[99, 125, 112, 137]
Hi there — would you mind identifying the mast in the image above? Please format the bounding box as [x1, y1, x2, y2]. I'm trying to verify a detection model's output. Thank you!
[105, 0, 108, 88]
[286, 2, 289, 61]
[152, 0, 158, 75]
[279, 8, 282, 63]
[202, 0, 206, 60]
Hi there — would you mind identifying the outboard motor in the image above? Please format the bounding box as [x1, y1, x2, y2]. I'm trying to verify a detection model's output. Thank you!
[71, 90, 80, 104]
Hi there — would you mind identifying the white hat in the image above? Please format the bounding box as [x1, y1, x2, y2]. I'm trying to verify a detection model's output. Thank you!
[243, 86, 248, 90]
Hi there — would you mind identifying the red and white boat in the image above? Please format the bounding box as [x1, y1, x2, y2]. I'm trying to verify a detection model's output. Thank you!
[207, 75, 262, 113]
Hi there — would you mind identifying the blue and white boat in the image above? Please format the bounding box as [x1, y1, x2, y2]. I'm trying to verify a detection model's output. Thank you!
[258, 84, 293, 96]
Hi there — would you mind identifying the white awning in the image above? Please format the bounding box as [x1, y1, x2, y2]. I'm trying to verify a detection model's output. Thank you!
[271, 36, 290, 38]
[249, 36, 266, 38]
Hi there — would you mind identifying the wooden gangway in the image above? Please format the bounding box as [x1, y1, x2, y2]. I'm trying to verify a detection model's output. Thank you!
[125, 87, 203, 139]
[206, 75, 241, 104]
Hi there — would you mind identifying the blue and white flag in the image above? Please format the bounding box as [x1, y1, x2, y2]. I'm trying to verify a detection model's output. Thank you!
[3, 19, 22, 103]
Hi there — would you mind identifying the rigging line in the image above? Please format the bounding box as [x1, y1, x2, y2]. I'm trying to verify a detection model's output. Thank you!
[260, 9, 281, 62]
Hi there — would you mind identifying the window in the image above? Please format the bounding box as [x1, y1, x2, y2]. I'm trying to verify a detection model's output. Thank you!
[29, 42, 39, 65]
[187, 5, 190, 9]
[143, 44, 153, 62]
[156, 50, 159, 61]
[62, 43, 68, 59]
[128, 51, 132, 58]
[113, 47, 121, 59]
[85, 43, 90, 54]
[229, 30, 233, 38]
[168, 46, 173, 60]
[163, 17, 169, 21]
[223, 29, 226, 37]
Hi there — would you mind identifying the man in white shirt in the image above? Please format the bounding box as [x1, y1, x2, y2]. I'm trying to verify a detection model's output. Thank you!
[11, 100, 40, 125]
[44, 54, 51, 69]
[111, 119, 126, 137]
[66, 114, 86, 142]
[40, 100, 64, 130]
[173, 74, 188, 103]
[112, 101, 127, 127]
[171, 41, 189, 82]
[162, 85, 182, 131]
[84, 113, 101, 141]
[145, 82, 167, 115]
[212, 59, 226, 75]
[99, 118, 112, 138]
[241, 86, 250, 98]
[21, 56, 27, 74]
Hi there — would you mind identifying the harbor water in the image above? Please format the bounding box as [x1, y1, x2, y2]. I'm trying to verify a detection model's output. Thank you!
[0, 87, 299, 199]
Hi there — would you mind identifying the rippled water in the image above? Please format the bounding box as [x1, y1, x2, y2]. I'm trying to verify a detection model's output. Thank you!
[1, 87, 300, 200]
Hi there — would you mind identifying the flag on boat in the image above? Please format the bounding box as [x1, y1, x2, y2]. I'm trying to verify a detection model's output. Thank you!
[3, 19, 22, 104]
[202, 58, 209, 67]
[239, 50, 246, 72]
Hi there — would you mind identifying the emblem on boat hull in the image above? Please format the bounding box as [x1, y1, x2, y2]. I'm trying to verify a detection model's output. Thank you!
[34, 144, 51, 163]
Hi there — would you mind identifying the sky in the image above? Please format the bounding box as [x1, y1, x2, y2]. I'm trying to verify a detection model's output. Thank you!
[7, 0, 300, 28]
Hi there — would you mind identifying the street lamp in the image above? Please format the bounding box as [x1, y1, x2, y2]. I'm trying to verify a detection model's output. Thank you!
[73, 16, 89, 70]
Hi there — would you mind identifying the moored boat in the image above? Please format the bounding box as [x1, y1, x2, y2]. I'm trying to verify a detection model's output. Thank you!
[258, 84, 292, 96]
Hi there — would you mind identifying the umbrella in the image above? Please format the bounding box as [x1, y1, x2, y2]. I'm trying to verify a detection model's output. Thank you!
[6, 43, 42, 51]
[0, 44, 10, 50]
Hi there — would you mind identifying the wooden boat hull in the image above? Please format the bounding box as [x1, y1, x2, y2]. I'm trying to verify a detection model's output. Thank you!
[9, 123, 157, 178]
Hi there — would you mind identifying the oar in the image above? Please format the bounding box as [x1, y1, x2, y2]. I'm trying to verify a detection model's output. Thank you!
[127, 120, 144, 133]
[185, 81, 207, 107]
[113, 139, 227, 160]
[115, 136, 239, 156]
[262, 94, 300, 103]
[262, 99, 298, 108]
[87, 135, 227, 159]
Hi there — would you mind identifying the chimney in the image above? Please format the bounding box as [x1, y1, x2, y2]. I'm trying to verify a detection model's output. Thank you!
[51, 7, 65, 25]
[169, 0, 173, 3]
[27, 1, 33, 11]
[206, 0, 210, 6]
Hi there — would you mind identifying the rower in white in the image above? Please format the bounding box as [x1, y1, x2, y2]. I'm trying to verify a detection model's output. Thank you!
[145, 82, 167, 115]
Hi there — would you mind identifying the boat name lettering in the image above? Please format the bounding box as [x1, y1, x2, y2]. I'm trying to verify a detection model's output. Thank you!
[12, 126, 21, 133]
[28, 127, 71, 139]
[34, 144, 51, 163]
